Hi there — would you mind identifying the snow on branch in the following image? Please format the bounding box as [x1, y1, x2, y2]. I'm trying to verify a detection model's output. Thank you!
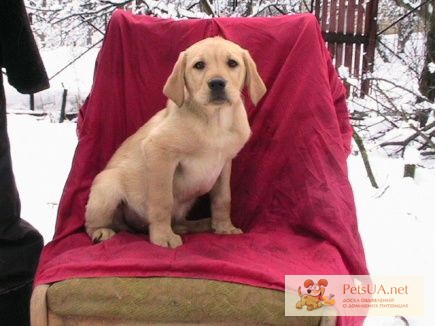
[26, 0, 304, 48]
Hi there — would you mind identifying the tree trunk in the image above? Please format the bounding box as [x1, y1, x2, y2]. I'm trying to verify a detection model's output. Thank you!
[199, 0, 214, 16]
[419, 2, 435, 102]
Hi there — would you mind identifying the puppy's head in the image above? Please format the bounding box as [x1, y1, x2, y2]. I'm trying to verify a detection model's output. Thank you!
[163, 37, 266, 108]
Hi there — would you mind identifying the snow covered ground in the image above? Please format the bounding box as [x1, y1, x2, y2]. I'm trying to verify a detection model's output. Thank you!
[4, 46, 434, 325]
[348, 152, 434, 326]
[7, 115, 76, 241]
[4, 47, 96, 239]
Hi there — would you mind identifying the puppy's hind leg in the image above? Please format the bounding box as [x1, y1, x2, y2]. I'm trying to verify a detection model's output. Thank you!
[85, 170, 124, 243]
[173, 218, 212, 234]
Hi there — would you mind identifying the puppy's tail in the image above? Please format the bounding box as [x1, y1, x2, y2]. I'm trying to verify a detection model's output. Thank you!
[173, 218, 212, 234]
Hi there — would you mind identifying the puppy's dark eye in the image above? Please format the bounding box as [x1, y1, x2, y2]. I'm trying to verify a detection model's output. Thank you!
[228, 59, 238, 68]
[193, 61, 205, 70]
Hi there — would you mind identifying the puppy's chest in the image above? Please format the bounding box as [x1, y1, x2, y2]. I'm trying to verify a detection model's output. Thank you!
[174, 150, 227, 199]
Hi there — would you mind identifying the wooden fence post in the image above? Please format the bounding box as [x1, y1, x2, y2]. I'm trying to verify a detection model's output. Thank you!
[59, 88, 67, 123]
[30, 94, 34, 111]
[361, 0, 379, 96]
[403, 146, 419, 179]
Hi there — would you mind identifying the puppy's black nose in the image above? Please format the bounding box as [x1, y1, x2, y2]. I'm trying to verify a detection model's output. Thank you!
[208, 78, 227, 91]
[307, 289, 311, 294]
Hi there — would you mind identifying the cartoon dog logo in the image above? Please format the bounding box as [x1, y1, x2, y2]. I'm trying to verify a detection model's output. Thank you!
[296, 279, 335, 311]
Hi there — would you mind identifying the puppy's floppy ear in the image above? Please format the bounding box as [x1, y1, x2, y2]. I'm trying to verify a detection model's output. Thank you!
[318, 279, 328, 287]
[243, 50, 267, 106]
[163, 51, 186, 107]
[304, 279, 314, 288]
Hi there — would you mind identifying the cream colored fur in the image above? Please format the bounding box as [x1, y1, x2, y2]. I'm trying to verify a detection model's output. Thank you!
[84, 37, 266, 248]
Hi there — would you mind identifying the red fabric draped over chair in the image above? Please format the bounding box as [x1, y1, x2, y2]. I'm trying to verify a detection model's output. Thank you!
[35, 11, 368, 325]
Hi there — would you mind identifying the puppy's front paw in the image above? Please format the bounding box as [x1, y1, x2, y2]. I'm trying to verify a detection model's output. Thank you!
[151, 232, 183, 248]
[91, 228, 116, 243]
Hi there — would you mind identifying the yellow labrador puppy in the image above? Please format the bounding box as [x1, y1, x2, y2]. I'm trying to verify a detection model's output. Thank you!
[85, 37, 266, 248]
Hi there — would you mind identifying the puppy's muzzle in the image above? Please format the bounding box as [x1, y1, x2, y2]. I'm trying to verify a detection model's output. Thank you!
[208, 77, 228, 103]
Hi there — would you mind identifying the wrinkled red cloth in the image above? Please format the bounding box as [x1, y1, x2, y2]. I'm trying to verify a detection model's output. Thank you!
[35, 10, 368, 325]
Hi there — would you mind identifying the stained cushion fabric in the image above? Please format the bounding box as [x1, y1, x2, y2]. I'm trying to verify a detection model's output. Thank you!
[35, 10, 368, 325]
[47, 277, 335, 325]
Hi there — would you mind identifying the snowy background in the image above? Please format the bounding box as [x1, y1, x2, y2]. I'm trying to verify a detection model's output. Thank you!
[4, 1, 435, 325]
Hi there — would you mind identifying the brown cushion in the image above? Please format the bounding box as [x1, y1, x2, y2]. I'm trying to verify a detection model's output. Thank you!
[47, 277, 336, 325]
